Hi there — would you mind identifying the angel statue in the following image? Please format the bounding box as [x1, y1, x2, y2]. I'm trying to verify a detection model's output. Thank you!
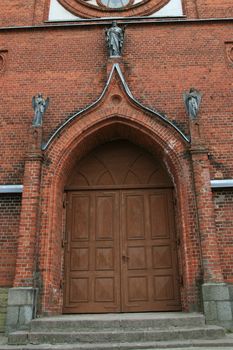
[183, 88, 202, 119]
[32, 93, 49, 126]
[105, 21, 125, 57]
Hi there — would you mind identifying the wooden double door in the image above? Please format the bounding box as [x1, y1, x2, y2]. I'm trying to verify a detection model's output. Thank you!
[63, 188, 181, 313]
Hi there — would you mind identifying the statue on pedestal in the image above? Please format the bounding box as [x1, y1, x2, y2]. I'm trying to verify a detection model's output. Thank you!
[183, 88, 202, 119]
[105, 21, 125, 57]
[32, 93, 49, 126]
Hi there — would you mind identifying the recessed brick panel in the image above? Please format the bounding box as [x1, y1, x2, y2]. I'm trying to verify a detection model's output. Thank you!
[214, 190, 233, 283]
[0, 194, 21, 287]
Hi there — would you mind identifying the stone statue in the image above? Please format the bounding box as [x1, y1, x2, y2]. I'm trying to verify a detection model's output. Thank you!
[105, 21, 125, 57]
[183, 88, 202, 119]
[32, 93, 49, 126]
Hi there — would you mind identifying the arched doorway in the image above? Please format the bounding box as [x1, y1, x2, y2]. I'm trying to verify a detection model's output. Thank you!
[63, 140, 181, 313]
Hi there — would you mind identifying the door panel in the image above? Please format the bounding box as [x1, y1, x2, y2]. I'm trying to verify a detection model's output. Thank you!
[64, 191, 121, 313]
[95, 195, 114, 240]
[150, 193, 170, 239]
[121, 189, 181, 311]
[126, 195, 145, 239]
[72, 195, 90, 241]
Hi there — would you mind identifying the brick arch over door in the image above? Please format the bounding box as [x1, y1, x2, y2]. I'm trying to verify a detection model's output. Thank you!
[66, 140, 173, 189]
[39, 116, 202, 314]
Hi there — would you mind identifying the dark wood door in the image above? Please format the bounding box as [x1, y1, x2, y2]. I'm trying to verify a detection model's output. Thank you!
[63, 188, 181, 313]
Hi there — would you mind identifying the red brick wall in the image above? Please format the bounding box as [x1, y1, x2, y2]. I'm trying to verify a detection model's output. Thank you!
[196, 0, 233, 19]
[214, 190, 233, 283]
[0, 0, 36, 27]
[1, 0, 233, 27]
[0, 194, 21, 287]
[0, 22, 233, 184]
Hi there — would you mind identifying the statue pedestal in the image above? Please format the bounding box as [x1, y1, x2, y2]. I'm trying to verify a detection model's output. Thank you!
[107, 57, 125, 76]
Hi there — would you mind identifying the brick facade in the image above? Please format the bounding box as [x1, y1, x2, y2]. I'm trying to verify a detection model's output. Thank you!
[0, 0, 232, 328]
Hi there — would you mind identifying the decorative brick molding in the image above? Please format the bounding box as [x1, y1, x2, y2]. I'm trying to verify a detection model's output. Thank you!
[225, 42, 233, 65]
[57, 0, 170, 18]
[190, 147, 223, 283]
[14, 127, 43, 288]
[0, 51, 8, 73]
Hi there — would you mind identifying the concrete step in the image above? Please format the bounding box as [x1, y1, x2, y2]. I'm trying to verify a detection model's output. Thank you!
[8, 326, 225, 345]
[2, 335, 233, 350]
[30, 313, 206, 332]
[6, 313, 231, 349]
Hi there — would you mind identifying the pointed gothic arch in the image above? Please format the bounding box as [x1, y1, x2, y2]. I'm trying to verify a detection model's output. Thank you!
[38, 111, 201, 314]
[37, 64, 201, 314]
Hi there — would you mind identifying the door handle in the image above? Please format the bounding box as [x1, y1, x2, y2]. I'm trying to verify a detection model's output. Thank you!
[122, 255, 130, 261]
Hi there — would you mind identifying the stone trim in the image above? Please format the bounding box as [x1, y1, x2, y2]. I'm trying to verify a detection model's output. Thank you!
[211, 179, 233, 189]
[6, 288, 38, 332]
[0, 185, 23, 193]
[202, 283, 233, 330]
